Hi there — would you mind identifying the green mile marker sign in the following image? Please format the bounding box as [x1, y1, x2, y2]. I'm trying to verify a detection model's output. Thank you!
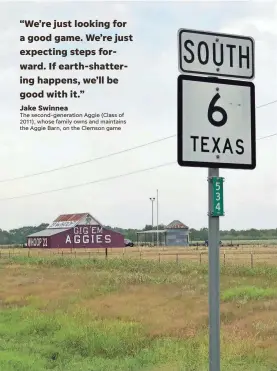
[211, 177, 224, 217]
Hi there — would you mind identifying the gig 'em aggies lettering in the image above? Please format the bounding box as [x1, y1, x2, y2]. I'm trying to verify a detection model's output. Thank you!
[65, 226, 112, 245]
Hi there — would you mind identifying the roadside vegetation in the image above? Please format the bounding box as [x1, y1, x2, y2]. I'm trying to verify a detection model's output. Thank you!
[0, 256, 277, 370]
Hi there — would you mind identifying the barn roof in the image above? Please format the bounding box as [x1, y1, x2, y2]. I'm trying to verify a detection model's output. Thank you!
[53, 213, 87, 222]
[47, 212, 102, 229]
[166, 220, 189, 229]
[27, 228, 69, 237]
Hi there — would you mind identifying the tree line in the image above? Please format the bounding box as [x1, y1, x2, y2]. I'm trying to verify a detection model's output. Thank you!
[0, 223, 277, 245]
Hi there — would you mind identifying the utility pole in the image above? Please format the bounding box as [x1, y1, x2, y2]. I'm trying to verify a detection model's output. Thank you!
[149, 197, 155, 245]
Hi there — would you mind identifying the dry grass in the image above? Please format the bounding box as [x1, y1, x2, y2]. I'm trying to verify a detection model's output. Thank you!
[82, 284, 208, 337]
[0, 260, 277, 342]
[1, 256, 277, 370]
[0, 265, 85, 307]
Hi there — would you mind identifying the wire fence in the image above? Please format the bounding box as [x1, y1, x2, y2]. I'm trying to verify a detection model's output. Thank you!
[1, 247, 277, 267]
[1, 239, 277, 250]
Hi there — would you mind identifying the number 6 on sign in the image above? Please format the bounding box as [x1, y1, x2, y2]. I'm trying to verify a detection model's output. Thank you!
[208, 93, 228, 127]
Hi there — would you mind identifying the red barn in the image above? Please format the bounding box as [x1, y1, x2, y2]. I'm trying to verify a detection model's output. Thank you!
[26, 213, 124, 248]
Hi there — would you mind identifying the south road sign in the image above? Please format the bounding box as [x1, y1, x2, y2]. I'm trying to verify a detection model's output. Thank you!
[178, 28, 255, 79]
[177, 74, 256, 170]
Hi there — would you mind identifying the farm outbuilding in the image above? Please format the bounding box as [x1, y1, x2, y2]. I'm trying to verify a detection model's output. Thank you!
[26, 213, 125, 248]
[137, 220, 189, 246]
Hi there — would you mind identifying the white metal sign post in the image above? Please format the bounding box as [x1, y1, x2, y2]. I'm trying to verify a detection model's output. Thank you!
[177, 28, 256, 371]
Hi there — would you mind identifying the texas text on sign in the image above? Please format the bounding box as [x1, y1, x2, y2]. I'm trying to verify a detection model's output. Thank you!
[177, 75, 256, 169]
[178, 28, 254, 79]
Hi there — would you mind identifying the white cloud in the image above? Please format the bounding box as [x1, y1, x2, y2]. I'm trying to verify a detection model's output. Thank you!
[0, 1, 276, 231]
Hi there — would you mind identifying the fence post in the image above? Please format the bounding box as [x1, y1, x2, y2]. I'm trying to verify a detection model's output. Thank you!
[105, 247, 108, 259]
[62, 251, 63, 257]
[176, 253, 179, 264]
[158, 253, 160, 263]
[28, 249, 30, 258]
[251, 252, 254, 268]
[199, 252, 202, 264]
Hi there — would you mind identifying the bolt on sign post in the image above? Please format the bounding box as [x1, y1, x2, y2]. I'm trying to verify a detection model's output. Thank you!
[177, 28, 256, 371]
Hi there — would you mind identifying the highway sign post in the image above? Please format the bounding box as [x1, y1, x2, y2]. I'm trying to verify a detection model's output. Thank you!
[208, 167, 220, 371]
[177, 28, 256, 371]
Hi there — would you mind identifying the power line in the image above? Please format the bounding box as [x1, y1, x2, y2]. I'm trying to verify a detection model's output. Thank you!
[256, 99, 277, 109]
[0, 135, 175, 183]
[0, 162, 175, 201]
[1, 99, 276, 184]
[0, 132, 276, 202]
[257, 133, 277, 140]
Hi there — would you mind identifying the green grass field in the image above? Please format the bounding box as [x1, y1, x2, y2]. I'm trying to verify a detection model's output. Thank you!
[1, 256, 277, 370]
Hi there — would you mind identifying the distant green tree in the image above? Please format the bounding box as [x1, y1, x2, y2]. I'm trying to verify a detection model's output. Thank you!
[0, 223, 276, 245]
[143, 225, 153, 231]
[0, 223, 48, 245]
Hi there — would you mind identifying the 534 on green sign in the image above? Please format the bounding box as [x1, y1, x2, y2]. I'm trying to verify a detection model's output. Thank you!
[211, 177, 224, 216]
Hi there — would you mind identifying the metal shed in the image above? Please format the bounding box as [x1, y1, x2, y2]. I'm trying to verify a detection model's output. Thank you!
[27, 213, 125, 248]
[166, 220, 189, 246]
[137, 220, 189, 246]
